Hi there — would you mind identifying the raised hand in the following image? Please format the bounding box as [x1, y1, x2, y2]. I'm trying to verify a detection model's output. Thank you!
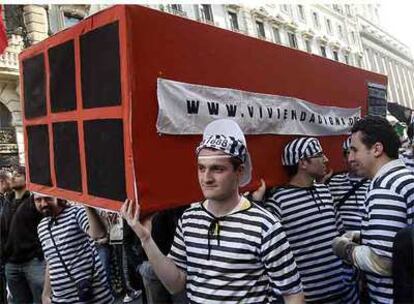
[252, 178, 267, 202]
[120, 199, 153, 243]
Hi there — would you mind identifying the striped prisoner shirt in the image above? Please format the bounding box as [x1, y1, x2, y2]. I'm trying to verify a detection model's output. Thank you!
[399, 147, 414, 171]
[168, 197, 302, 303]
[265, 183, 358, 303]
[361, 159, 414, 303]
[38, 206, 113, 304]
[328, 172, 370, 232]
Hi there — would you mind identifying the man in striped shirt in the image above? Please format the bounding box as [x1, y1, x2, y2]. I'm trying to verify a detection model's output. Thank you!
[265, 137, 359, 303]
[121, 119, 304, 303]
[35, 194, 113, 304]
[328, 136, 370, 233]
[333, 116, 414, 303]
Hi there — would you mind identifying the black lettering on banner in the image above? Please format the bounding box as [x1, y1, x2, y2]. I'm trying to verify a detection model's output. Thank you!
[309, 113, 315, 123]
[267, 108, 273, 118]
[283, 109, 288, 120]
[226, 104, 237, 117]
[207, 101, 219, 115]
[277, 108, 281, 119]
[329, 117, 334, 125]
[259, 106, 263, 119]
[341, 117, 346, 125]
[248, 106, 254, 118]
[186, 100, 200, 114]
[300, 111, 306, 121]
[324, 116, 328, 125]
[318, 115, 323, 124]
[335, 117, 341, 125]
[349, 117, 354, 126]
[291, 110, 297, 120]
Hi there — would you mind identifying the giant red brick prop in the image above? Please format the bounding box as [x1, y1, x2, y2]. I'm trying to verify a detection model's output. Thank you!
[19, 5, 387, 213]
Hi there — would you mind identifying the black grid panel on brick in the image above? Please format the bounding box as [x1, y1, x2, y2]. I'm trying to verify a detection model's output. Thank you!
[80, 21, 121, 109]
[49, 40, 77, 113]
[53, 121, 82, 192]
[83, 119, 126, 201]
[23, 54, 46, 119]
[26, 124, 52, 186]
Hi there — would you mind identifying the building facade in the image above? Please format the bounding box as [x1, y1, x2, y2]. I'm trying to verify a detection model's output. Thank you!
[0, 4, 413, 165]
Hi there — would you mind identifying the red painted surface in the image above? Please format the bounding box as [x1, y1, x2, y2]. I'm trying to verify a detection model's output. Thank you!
[20, 5, 387, 213]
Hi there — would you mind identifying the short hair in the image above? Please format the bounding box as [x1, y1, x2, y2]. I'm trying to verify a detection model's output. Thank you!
[229, 156, 243, 171]
[12, 165, 26, 176]
[351, 116, 400, 159]
[0, 170, 9, 181]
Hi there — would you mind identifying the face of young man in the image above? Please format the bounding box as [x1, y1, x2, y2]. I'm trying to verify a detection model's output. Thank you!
[197, 148, 243, 203]
[302, 152, 328, 179]
[349, 131, 376, 178]
[10, 170, 25, 191]
[34, 195, 60, 216]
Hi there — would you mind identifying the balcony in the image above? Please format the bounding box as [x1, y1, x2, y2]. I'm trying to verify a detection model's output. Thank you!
[0, 34, 24, 74]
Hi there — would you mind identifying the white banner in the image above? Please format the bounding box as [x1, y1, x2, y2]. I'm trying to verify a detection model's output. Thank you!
[156, 78, 361, 136]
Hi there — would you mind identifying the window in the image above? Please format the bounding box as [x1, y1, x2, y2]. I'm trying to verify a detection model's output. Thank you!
[228, 11, 239, 31]
[256, 21, 265, 38]
[200, 4, 214, 23]
[333, 4, 342, 13]
[273, 27, 281, 43]
[305, 40, 312, 53]
[326, 18, 332, 33]
[345, 5, 352, 16]
[288, 32, 298, 48]
[312, 12, 320, 28]
[333, 51, 339, 61]
[357, 57, 362, 67]
[320, 46, 327, 57]
[297, 5, 305, 21]
[344, 55, 349, 64]
[63, 12, 82, 28]
[281, 5, 289, 12]
[351, 31, 357, 43]
[171, 4, 182, 12]
[337, 25, 343, 39]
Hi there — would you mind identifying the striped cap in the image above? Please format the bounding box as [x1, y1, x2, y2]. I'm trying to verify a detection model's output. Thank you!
[282, 137, 323, 166]
[342, 136, 352, 152]
[196, 119, 252, 186]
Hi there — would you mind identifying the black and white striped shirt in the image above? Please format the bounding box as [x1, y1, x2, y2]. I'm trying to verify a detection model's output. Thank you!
[361, 159, 414, 303]
[399, 148, 414, 171]
[265, 184, 358, 303]
[38, 206, 113, 304]
[328, 172, 370, 233]
[168, 197, 302, 303]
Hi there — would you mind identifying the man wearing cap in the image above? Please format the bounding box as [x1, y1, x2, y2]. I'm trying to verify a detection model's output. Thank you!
[332, 116, 414, 303]
[328, 136, 370, 233]
[121, 119, 305, 303]
[264, 137, 358, 303]
[0, 166, 45, 303]
[35, 193, 113, 304]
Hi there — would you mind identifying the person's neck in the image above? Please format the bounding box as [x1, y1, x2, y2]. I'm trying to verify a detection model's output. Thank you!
[369, 156, 394, 179]
[206, 193, 241, 217]
[289, 172, 314, 188]
[14, 188, 27, 199]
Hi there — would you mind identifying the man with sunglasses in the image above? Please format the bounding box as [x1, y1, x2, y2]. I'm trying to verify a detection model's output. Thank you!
[264, 137, 358, 303]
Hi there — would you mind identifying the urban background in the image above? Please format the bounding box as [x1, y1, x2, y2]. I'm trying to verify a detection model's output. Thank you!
[1, 3, 413, 168]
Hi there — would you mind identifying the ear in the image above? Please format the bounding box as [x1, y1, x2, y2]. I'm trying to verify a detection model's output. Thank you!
[298, 159, 308, 170]
[372, 142, 384, 157]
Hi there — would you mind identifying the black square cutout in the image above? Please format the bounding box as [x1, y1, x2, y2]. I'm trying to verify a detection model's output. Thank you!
[80, 22, 121, 109]
[84, 119, 126, 201]
[26, 125, 52, 186]
[53, 122, 82, 192]
[23, 54, 46, 118]
[49, 40, 77, 112]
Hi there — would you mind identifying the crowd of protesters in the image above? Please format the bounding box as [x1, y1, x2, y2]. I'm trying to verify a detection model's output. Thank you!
[0, 115, 413, 303]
